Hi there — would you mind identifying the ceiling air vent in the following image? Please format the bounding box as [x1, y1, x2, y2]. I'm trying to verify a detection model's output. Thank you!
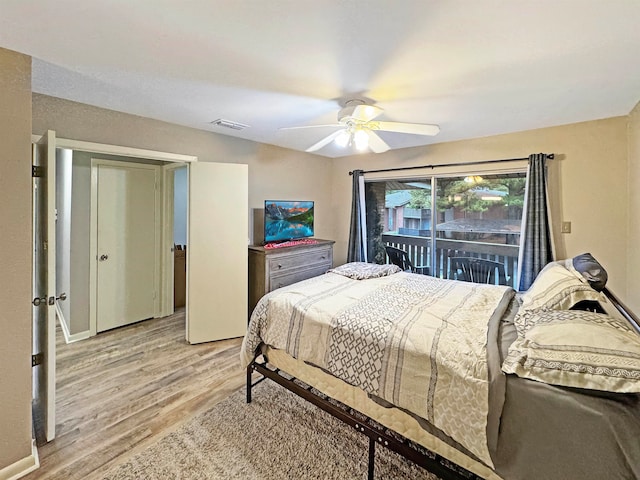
[210, 118, 249, 130]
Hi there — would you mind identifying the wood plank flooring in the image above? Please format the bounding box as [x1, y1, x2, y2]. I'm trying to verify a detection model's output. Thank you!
[25, 311, 246, 480]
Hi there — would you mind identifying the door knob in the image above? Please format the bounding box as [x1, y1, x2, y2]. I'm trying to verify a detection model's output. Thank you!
[99, 254, 109, 261]
[56, 293, 67, 301]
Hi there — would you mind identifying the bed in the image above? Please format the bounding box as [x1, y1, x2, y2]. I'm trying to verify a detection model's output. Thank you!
[240, 256, 640, 480]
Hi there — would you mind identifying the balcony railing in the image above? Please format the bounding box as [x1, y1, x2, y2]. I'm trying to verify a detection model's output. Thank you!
[382, 232, 519, 288]
[403, 207, 430, 219]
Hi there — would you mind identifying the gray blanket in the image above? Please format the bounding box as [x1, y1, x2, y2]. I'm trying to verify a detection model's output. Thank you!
[494, 319, 640, 480]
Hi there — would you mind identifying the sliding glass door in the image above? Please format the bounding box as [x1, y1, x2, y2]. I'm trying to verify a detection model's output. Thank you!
[366, 171, 526, 288]
[366, 178, 433, 272]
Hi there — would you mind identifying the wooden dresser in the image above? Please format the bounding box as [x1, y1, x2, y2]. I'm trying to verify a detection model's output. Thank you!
[248, 239, 335, 316]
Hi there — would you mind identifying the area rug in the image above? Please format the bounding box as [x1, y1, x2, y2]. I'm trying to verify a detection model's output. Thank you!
[103, 380, 441, 480]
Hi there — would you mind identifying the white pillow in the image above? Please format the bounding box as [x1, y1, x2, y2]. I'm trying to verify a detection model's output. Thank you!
[520, 262, 604, 311]
[328, 262, 401, 280]
[503, 309, 640, 393]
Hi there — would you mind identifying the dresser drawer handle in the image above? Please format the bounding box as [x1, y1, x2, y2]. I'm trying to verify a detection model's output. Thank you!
[277, 264, 282, 269]
[321, 256, 326, 259]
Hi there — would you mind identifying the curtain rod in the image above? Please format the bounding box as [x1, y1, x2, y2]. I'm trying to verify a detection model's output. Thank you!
[348, 153, 554, 176]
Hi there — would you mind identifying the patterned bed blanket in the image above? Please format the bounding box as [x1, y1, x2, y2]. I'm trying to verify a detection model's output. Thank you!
[241, 270, 514, 466]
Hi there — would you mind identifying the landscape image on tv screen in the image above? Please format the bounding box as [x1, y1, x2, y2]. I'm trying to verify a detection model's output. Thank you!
[264, 200, 314, 243]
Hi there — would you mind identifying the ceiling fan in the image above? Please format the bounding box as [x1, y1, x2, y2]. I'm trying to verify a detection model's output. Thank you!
[281, 99, 440, 153]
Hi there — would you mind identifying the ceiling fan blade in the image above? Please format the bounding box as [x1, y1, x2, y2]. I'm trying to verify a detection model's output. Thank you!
[306, 129, 345, 152]
[374, 121, 440, 136]
[366, 131, 390, 153]
[279, 124, 342, 131]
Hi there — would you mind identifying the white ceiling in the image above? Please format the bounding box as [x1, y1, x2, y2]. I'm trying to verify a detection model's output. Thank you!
[2, 0, 640, 158]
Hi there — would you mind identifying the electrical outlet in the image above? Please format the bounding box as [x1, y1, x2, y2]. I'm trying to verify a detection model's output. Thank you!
[561, 221, 572, 234]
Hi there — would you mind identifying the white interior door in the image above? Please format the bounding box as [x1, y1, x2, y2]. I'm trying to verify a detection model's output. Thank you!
[187, 162, 248, 344]
[95, 162, 158, 332]
[32, 130, 57, 443]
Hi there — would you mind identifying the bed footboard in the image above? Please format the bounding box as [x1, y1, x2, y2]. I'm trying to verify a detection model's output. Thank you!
[246, 360, 483, 480]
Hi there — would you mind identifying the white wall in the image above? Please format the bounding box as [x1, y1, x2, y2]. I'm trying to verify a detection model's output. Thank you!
[69, 151, 91, 336]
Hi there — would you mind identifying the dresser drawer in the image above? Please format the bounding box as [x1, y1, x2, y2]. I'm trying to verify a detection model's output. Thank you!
[248, 239, 335, 317]
[268, 247, 332, 273]
[269, 264, 331, 291]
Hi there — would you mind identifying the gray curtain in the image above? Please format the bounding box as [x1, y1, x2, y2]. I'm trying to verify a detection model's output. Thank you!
[518, 153, 554, 290]
[347, 170, 367, 262]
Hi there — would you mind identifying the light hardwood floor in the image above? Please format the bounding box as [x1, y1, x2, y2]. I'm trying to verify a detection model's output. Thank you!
[25, 311, 246, 480]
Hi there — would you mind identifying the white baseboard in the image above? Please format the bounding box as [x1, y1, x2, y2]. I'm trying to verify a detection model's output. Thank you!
[0, 441, 39, 480]
[56, 304, 91, 344]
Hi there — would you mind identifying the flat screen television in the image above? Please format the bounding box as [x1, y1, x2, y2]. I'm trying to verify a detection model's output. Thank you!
[264, 200, 314, 244]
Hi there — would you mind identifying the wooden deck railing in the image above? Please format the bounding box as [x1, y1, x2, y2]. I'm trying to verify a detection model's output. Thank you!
[382, 233, 519, 288]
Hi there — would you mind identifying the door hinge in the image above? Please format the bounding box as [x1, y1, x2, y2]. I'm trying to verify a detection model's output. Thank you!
[32, 296, 47, 306]
[32, 353, 43, 367]
[32, 165, 45, 177]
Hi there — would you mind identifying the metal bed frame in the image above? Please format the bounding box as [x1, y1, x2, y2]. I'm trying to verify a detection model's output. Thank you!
[246, 360, 481, 480]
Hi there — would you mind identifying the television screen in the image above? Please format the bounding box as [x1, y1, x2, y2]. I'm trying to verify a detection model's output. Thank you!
[264, 200, 314, 243]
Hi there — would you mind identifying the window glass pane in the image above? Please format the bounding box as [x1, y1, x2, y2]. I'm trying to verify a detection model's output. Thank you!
[364, 181, 387, 264]
[365, 179, 432, 273]
[434, 173, 525, 287]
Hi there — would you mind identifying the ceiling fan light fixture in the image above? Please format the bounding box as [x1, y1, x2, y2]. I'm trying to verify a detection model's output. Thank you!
[354, 129, 369, 150]
[285, 98, 439, 154]
[335, 130, 351, 147]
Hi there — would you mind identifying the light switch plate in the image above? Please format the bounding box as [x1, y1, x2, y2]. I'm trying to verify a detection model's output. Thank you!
[561, 221, 572, 234]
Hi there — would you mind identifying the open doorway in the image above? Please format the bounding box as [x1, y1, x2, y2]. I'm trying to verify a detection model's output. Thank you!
[56, 150, 184, 341]
[172, 166, 188, 311]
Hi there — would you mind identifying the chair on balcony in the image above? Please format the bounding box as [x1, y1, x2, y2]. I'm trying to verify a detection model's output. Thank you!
[385, 245, 429, 275]
[449, 257, 508, 285]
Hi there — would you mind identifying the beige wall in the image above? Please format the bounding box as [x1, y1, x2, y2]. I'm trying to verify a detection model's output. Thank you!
[628, 101, 640, 314]
[32, 94, 333, 243]
[331, 117, 630, 299]
[35, 95, 633, 303]
[0, 48, 33, 470]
